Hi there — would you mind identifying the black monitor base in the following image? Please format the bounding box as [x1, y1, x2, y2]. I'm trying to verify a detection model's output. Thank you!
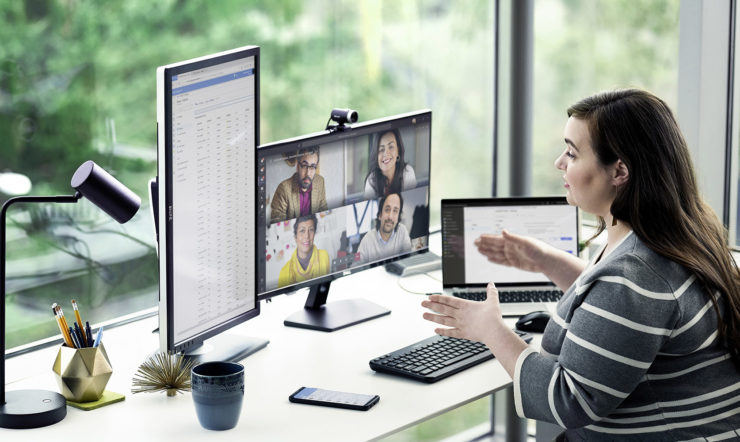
[181, 334, 269, 364]
[0, 389, 67, 429]
[284, 298, 390, 332]
[284, 281, 391, 331]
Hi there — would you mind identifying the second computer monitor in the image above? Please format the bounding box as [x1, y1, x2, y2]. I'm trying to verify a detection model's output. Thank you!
[257, 110, 432, 330]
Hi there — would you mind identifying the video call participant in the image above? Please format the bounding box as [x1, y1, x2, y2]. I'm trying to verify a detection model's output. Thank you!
[364, 129, 417, 199]
[278, 214, 330, 288]
[358, 193, 411, 263]
[271, 147, 328, 223]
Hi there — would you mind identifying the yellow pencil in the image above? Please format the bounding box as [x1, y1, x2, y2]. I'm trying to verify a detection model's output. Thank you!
[58, 306, 74, 347]
[53, 304, 74, 347]
[51, 303, 67, 345]
[71, 300, 87, 347]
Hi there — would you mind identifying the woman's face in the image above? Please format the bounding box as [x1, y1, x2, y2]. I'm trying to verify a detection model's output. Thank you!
[294, 219, 316, 256]
[377, 132, 399, 176]
[554, 117, 616, 218]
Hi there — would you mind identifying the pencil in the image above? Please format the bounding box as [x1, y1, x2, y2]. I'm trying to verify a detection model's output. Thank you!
[71, 300, 87, 346]
[53, 304, 74, 347]
[52, 304, 67, 345]
[63, 308, 75, 348]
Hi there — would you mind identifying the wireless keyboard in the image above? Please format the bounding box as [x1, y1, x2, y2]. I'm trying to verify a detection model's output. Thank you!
[454, 289, 562, 303]
[369, 331, 532, 383]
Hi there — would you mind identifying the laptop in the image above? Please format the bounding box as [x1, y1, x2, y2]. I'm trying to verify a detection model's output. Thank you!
[440, 197, 579, 317]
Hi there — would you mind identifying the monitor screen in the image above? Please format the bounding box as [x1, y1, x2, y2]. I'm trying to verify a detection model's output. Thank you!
[156, 46, 266, 361]
[256, 110, 432, 330]
[441, 197, 578, 287]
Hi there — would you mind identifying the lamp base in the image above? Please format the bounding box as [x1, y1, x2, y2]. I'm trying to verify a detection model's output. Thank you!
[0, 389, 67, 429]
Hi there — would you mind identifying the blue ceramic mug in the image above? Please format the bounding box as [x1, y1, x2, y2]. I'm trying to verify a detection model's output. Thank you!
[191, 361, 245, 431]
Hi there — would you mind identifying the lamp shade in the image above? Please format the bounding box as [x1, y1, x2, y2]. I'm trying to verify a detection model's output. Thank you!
[71, 161, 141, 223]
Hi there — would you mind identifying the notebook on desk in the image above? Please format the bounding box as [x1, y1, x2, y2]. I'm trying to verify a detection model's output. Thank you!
[440, 197, 579, 316]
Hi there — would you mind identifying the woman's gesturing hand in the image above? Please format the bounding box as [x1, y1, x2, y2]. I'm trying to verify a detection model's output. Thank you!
[421, 283, 506, 344]
[474, 229, 549, 273]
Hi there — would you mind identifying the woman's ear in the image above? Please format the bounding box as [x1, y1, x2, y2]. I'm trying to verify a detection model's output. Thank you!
[612, 159, 629, 186]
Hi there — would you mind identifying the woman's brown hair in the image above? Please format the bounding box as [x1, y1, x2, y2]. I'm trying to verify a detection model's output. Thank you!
[568, 89, 740, 367]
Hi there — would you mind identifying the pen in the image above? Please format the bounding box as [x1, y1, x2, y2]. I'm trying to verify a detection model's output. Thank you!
[71, 299, 88, 347]
[73, 323, 85, 348]
[85, 321, 93, 346]
[93, 325, 104, 348]
[69, 326, 81, 348]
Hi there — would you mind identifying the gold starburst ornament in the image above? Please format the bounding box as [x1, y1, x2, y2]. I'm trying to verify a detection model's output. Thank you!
[131, 352, 196, 397]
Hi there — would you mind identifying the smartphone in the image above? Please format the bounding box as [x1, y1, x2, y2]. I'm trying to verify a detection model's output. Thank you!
[288, 387, 380, 411]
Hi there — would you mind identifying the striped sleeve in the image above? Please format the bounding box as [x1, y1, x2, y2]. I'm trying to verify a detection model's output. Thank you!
[516, 253, 681, 428]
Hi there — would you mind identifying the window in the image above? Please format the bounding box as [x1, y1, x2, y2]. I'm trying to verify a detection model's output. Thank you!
[1, 1, 495, 352]
[731, 2, 740, 248]
[503, 0, 680, 197]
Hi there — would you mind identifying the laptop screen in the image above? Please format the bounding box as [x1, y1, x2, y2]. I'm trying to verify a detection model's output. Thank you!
[441, 197, 579, 288]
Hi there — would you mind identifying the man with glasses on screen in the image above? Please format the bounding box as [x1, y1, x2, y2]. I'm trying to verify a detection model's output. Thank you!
[270, 147, 328, 224]
[358, 192, 411, 264]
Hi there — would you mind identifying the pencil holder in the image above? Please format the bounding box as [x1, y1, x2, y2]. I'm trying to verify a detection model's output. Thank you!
[52, 343, 113, 402]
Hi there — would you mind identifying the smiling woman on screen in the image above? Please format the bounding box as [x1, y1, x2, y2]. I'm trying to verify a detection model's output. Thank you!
[364, 129, 416, 199]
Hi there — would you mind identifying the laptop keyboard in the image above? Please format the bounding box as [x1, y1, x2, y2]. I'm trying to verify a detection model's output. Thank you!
[369, 332, 532, 383]
[453, 289, 563, 303]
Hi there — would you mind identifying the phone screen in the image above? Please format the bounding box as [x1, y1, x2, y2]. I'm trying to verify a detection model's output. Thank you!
[289, 387, 379, 410]
[293, 387, 375, 406]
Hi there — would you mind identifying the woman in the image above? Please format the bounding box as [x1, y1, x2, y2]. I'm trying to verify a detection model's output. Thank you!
[422, 89, 740, 440]
[364, 129, 416, 198]
[278, 214, 330, 287]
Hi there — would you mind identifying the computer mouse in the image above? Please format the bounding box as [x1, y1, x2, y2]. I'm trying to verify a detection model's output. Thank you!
[515, 310, 551, 333]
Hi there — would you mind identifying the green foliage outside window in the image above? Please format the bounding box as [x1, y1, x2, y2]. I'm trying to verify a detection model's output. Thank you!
[531, 0, 679, 196]
[1, 0, 495, 348]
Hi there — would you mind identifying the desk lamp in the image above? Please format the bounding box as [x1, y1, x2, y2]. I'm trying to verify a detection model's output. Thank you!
[0, 160, 140, 429]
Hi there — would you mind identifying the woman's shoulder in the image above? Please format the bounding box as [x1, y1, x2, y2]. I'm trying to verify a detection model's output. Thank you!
[365, 173, 375, 187]
[583, 233, 692, 293]
[316, 248, 330, 263]
[402, 164, 417, 188]
[279, 256, 292, 274]
[364, 175, 376, 199]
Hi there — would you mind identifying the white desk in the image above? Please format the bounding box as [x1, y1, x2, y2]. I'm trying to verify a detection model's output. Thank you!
[2, 258, 531, 441]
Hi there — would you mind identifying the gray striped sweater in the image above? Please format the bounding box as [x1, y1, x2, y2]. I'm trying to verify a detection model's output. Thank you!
[514, 231, 740, 441]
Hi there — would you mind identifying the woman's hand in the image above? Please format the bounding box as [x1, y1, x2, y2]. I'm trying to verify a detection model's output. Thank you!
[421, 282, 531, 378]
[421, 283, 507, 344]
[474, 229, 549, 273]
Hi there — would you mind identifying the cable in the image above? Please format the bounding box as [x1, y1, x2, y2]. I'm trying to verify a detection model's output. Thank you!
[396, 271, 443, 295]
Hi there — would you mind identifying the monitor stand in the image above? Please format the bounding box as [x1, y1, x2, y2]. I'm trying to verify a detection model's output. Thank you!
[181, 334, 269, 364]
[284, 281, 390, 332]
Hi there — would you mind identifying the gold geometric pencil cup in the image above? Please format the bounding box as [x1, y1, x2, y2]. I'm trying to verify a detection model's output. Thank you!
[52, 343, 112, 402]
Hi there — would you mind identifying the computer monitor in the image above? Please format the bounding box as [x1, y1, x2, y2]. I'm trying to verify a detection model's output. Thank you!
[156, 46, 267, 362]
[257, 110, 432, 331]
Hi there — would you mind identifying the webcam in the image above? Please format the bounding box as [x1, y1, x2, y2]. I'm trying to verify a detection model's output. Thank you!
[326, 108, 358, 132]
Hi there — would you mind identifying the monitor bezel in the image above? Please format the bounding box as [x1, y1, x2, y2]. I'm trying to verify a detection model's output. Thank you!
[157, 45, 260, 354]
[256, 109, 432, 301]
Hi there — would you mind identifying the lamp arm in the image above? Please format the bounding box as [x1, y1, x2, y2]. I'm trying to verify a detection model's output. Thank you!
[2, 192, 82, 405]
